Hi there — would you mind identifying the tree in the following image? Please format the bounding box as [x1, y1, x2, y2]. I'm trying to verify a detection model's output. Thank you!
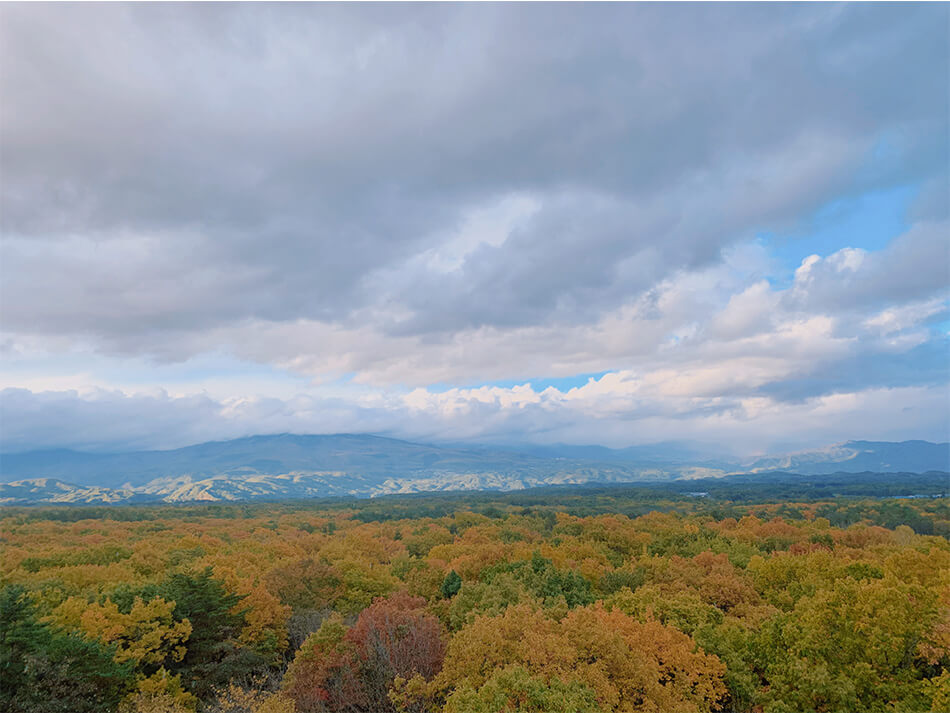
[761, 576, 943, 712]
[281, 614, 355, 713]
[440, 571, 462, 599]
[157, 568, 267, 699]
[0, 584, 45, 698]
[265, 559, 343, 611]
[347, 592, 446, 711]
[119, 669, 197, 713]
[429, 603, 726, 713]
[442, 666, 600, 713]
[0, 585, 135, 713]
[283, 593, 446, 713]
[49, 595, 191, 669]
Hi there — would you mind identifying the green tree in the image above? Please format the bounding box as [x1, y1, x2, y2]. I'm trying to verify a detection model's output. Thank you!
[440, 570, 462, 599]
[443, 666, 600, 713]
[0, 584, 134, 713]
[157, 568, 266, 699]
[0, 584, 45, 696]
[761, 577, 939, 712]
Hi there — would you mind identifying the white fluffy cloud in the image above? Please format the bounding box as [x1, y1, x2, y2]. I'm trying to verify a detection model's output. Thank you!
[1, 381, 945, 456]
[2, 229, 946, 453]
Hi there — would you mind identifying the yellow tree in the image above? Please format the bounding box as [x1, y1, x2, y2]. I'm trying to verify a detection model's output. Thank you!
[49, 596, 191, 667]
[428, 603, 726, 713]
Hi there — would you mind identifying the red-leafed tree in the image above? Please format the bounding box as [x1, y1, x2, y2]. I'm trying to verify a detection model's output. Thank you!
[283, 592, 446, 713]
[347, 592, 446, 711]
[281, 614, 359, 713]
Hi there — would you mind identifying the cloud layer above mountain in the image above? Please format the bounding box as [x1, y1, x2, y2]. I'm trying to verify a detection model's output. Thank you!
[1, 4, 947, 453]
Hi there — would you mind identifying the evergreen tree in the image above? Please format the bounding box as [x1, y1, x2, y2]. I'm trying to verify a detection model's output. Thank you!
[0, 585, 133, 713]
[158, 568, 266, 699]
[440, 570, 463, 599]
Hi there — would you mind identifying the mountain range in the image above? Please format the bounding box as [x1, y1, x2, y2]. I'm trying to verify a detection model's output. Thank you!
[0, 434, 946, 505]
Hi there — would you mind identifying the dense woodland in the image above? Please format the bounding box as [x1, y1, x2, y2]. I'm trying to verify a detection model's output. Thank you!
[1, 481, 948, 713]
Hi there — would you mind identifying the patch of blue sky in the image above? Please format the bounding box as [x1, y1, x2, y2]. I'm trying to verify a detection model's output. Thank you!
[426, 371, 611, 394]
[757, 182, 918, 288]
[930, 317, 950, 336]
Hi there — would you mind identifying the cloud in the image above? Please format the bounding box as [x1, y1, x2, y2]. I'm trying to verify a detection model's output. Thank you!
[2, 230, 946, 454]
[4, 223, 946, 453]
[1, 4, 947, 453]
[2, 379, 946, 456]
[787, 221, 950, 313]
[102, 227, 940, 393]
[2, 4, 947, 354]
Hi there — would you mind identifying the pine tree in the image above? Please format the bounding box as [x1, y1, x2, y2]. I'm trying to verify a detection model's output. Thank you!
[440, 570, 462, 599]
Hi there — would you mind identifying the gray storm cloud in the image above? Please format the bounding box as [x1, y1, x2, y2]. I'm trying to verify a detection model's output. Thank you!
[1, 3, 946, 351]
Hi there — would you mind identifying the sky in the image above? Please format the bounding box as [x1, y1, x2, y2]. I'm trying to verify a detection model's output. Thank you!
[0, 3, 948, 455]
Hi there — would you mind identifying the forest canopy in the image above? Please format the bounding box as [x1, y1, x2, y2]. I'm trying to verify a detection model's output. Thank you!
[1, 482, 948, 713]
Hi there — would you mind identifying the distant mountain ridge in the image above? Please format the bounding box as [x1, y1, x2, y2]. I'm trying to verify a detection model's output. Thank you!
[0, 434, 649, 489]
[0, 435, 946, 505]
[742, 440, 950, 475]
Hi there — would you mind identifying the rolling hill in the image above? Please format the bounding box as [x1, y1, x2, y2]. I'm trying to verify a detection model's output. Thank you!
[0, 435, 946, 505]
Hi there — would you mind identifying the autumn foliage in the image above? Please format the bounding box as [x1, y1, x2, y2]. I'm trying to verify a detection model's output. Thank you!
[1, 491, 948, 712]
[425, 603, 725, 713]
[283, 592, 445, 712]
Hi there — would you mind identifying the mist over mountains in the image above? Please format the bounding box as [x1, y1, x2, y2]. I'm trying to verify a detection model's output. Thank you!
[0, 434, 946, 505]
